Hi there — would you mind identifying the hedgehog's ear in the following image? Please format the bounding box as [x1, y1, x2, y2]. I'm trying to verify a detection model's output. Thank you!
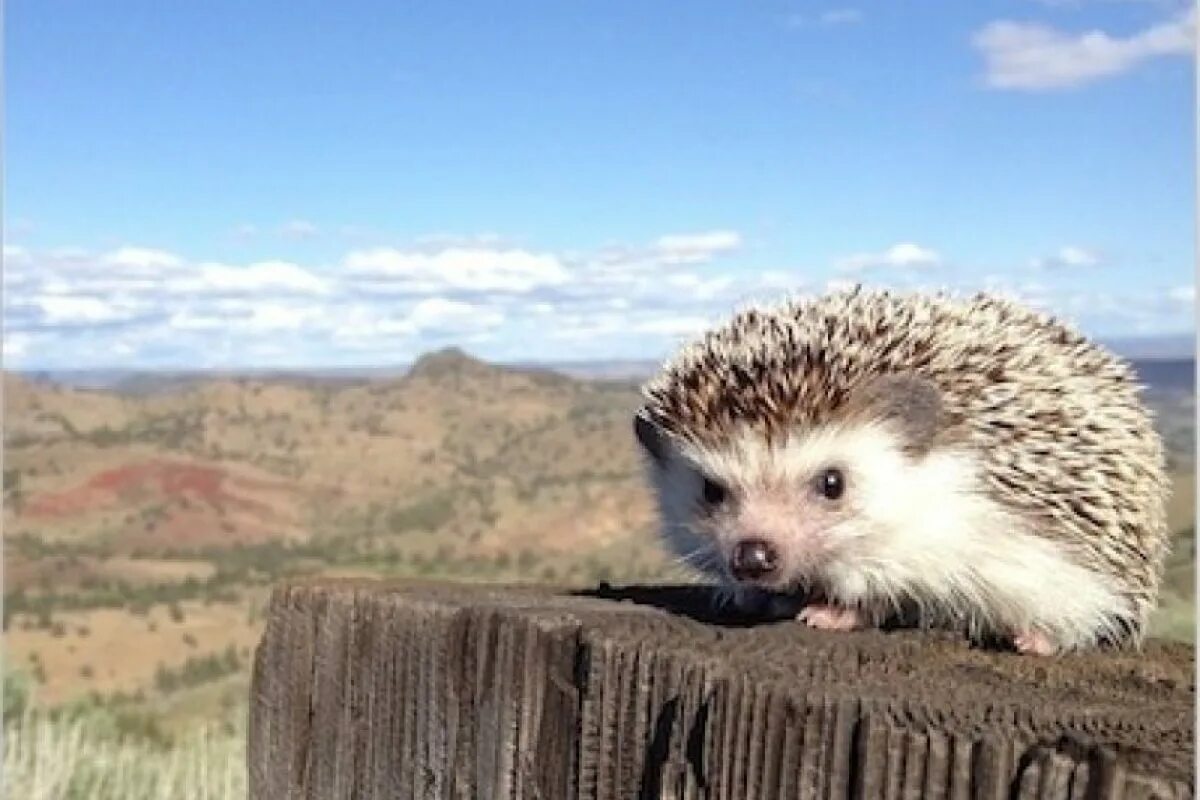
[847, 373, 943, 456]
[634, 411, 669, 463]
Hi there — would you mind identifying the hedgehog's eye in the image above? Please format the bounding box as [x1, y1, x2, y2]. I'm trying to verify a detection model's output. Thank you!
[816, 467, 845, 501]
[701, 477, 728, 506]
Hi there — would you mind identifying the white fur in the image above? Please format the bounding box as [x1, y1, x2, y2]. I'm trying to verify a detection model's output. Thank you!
[648, 422, 1131, 650]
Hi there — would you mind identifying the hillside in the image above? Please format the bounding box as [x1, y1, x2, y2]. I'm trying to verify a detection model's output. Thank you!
[4, 348, 658, 564]
[2, 350, 668, 719]
[2, 350, 1195, 727]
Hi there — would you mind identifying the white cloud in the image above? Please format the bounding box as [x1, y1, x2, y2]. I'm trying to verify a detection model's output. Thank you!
[3, 332, 30, 359]
[169, 302, 326, 333]
[101, 246, 184, 271]
[43, 248, 328, 297]
[1030, 245, 1101, 268]
[835, 242, 942, 272]
[183, 260, 330, 295]
[973, 8, 1196, 90]
[1168, 285, 1195, 305]
[12, 239, 713, 365]
[325, 297, 505, 345]
[407, 297, 504, 331]
[344, 246, 570, 293]
[279, 219, 319, 239]
[4, 244, 30, 263]
[982, 276, 1052, 298]
[167, 310, 232, 331]
[652, 230, 743, 265]
[966, 277, 1197, 336]
[34, 294, 144, 324]
[242, 303, 322, 331]
[663, 272, 735, 300]
[13, 233, 1186, 369]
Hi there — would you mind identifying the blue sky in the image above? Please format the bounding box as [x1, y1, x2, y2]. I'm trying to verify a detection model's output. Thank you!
[4, 0, 1196, 368]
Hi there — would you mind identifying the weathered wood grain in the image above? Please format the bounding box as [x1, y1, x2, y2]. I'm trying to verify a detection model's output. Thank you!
[248, 580, 1194, 799]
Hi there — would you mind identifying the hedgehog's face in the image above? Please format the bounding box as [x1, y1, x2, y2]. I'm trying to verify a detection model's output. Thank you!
[635, 373, 952, 598]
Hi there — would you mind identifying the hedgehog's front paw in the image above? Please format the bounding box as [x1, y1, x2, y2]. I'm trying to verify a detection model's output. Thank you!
[797, 603, 862, 631]
[1012, 630, 1058, 656]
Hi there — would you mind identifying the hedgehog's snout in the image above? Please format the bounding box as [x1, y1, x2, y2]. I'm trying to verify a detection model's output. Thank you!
[730, 538, 780, 581]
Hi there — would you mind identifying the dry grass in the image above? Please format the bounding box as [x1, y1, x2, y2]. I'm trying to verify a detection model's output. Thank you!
[2, 709, 245, 800]
[7, 600, 260, 705]
[96, 557, 217, 585]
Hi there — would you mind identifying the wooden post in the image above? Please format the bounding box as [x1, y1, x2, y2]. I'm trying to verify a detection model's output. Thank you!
[249, 579, 1194, 799]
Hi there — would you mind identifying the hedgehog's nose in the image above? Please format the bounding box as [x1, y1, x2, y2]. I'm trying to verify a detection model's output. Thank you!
[730, 539, 779, 581]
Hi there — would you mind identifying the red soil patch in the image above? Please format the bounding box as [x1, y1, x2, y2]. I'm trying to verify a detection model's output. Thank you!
[23, 459, 291, 520]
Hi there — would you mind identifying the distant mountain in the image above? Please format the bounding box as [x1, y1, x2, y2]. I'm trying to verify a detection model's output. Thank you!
[1102, 333, 1195, 361]
[512, 360, 659, 382]
[15, 367, 412, 395]
[3, 350, 659, 559]
[1133, 359, 1194, 393]
[15, 332, 1195, 393]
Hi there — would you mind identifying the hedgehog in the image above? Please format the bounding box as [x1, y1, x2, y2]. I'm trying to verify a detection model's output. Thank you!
[633, 286, 1170, 655]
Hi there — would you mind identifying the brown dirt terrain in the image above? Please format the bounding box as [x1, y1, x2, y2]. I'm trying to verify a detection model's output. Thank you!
[8, 598, 262, 705]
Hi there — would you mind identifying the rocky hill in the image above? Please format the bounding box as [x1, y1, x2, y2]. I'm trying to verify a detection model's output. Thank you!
[4, 348, 665, 585]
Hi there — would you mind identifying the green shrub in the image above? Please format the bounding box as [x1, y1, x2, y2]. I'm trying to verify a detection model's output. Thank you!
[386, 493, 455, 533]
[3, 668, 32, 722]
[154, 648, 243, 695]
